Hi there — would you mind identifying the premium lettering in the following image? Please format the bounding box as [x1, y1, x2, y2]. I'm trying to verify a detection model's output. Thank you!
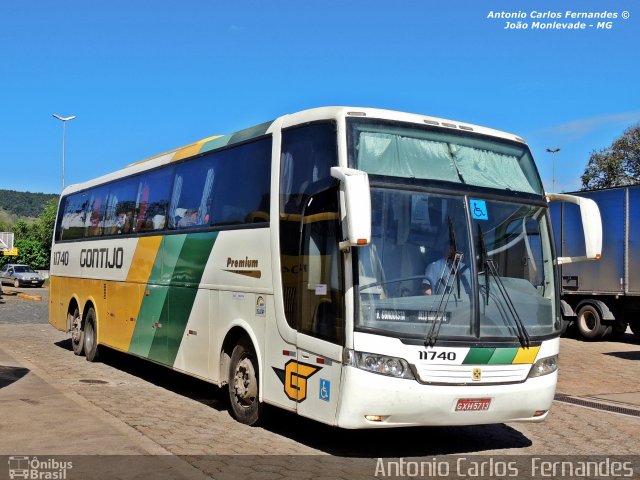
[227, 257, 259, 269]
[80, 247, 124, 269]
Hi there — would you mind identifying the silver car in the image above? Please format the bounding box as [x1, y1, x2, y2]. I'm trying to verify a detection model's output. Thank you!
[0, 264, 45, 288]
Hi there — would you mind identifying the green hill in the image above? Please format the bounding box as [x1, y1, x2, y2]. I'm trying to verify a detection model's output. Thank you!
[0, 189, 58, 219]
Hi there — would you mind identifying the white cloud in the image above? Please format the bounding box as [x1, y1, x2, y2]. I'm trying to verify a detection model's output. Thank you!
[536, 112, 640, 141]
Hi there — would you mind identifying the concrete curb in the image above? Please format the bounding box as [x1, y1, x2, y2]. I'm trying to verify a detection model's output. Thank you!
[1, 289, 42, 301]
[16, 293, 42, 302]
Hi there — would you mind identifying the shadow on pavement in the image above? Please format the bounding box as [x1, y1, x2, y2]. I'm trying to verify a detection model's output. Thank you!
[54, 338, 533, 456]
[259, 406, 532, 457]
[0, 365, 30, 389]
[54, 339, 226, 407]
[603, 350, 640, 361]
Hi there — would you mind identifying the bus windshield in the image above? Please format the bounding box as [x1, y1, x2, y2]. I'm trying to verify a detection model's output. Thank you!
[354, 186, 557, 342]
[348, 119, 544, 195]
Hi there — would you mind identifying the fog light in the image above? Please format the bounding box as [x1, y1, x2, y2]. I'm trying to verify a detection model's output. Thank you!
[365, 415, 387, 422]
[533, 410, 547, 417]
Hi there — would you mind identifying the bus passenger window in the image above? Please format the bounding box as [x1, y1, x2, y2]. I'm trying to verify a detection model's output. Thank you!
[103, 178, 138, 236]
[85, 186, 109, 237]
[168, 157, 215, 230]
[135, 168, 173, 233]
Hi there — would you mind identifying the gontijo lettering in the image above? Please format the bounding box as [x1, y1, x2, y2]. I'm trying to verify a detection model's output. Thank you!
[80, 247, 124, 268]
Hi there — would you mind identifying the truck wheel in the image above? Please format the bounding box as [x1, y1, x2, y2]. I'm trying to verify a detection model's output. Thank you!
[83, 308, 100, 362]
[69, 307, 84, 356]
[228, 339, 262, 426]
[576, 304, 606, 339]
[630, 321, 640, 338]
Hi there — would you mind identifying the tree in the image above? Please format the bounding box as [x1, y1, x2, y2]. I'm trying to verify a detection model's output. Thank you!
[0, 198, 58, 270]
[7, 238, 49, 269]
[581, 123, 640, 190]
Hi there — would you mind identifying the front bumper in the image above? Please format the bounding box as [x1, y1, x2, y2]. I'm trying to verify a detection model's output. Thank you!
[335, 366, 556, 428]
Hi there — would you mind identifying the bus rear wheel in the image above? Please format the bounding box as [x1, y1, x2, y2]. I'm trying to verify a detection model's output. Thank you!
[576, 304, 606, 339]
[83, 308, 100, 362]
[69, 307, 84, 356]
[228, 339, 262, 426]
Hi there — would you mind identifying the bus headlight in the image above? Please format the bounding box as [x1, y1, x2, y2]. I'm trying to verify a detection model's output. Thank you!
[344, 349, 415, 379]
[528, 354, 558, 378]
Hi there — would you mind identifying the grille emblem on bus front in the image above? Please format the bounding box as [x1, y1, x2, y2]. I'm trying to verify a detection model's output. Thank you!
[472, 368, 482, 381]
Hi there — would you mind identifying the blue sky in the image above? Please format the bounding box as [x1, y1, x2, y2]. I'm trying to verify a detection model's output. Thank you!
[1, 0, 638, 194]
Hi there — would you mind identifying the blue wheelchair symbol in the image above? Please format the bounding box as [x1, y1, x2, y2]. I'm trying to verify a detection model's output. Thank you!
[470, 199, 489, 220]
[319, 378, 330, 402]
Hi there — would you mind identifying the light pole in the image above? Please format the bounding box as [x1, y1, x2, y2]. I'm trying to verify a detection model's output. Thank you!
[52, 114, 77, 191]
[546, 147, 560, 192]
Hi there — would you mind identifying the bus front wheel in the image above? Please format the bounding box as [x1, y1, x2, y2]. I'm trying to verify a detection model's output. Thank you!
[576, 304, 606, 339]
[83, 308, 100, 362]
[228, 339, 262, 426]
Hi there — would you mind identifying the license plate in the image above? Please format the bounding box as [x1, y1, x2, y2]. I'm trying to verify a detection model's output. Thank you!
[31, 281, 38, 284]
[455, 398, 491, 412]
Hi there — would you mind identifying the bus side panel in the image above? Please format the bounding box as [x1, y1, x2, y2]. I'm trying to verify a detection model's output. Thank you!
[173, 288, 213, 380]
[104, 280, 144, 351]
[48, 275, 65, 331]
[128, 231, 218, 366]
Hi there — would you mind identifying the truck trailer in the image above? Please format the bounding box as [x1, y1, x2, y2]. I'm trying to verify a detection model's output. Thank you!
[551, 185, 640, 339]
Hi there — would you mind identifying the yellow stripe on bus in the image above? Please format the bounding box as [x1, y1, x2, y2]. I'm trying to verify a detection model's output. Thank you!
[115, 236, 163, 350]
[172, 135, 222, 161]
[512, 346, 540, 364]
[126, 236, 162, 283]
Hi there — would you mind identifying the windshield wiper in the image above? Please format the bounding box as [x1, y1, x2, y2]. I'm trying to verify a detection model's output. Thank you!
[477, 225, 531, 348]
[425, 217, 464, 347]
[448, 216, 461, 298]
[425, 252, 463, 347]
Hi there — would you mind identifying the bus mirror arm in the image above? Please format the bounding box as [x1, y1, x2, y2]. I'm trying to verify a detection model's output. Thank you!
[330, 167, 371, 249]
[546, 192, 603, 265]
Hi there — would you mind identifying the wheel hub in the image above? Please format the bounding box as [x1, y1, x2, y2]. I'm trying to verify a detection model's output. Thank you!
[71, 317, 82, 343]
[233, 358, 257, 406]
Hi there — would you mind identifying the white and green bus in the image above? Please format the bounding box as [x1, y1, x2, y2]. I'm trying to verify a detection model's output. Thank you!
[49, 107, 601, 428]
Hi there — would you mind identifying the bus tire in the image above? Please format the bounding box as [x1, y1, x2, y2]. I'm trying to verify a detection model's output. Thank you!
[576, 304, 606, 339]
[69, 307, 84, 356]
[83, 307, 100, 362]
[228, 339, 262, 426]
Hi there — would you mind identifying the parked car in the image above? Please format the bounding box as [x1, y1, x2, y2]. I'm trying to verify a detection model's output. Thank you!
[0, 264, 45, 287]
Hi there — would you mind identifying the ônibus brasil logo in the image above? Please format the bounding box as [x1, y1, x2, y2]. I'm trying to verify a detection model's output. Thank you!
[7, 456, 73, 479]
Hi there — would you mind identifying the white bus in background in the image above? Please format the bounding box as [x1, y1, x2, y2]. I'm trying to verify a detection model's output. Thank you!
[49, 107, 601, 428]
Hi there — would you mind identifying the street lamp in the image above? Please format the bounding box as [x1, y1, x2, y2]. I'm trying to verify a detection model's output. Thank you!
[546, 147, 560, 192]
[52, 114, 77, 191]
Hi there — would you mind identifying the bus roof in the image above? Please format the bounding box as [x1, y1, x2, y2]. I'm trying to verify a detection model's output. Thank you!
[61, 106, 528, 196]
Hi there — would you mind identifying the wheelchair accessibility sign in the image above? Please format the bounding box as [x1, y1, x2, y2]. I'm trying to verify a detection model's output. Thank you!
[319, 378, 331, 402]
[470, 199, 489, 220]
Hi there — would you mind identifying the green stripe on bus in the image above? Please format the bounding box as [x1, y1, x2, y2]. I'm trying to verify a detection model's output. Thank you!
[147, 231, 218, 366]
[487, 348, 519, 365]
[462, 348, 495, 365]
[129, 240, 169, 358]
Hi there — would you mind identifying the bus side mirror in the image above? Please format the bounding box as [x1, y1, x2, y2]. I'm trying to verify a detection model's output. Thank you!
[546, 192, 602, 265]
[330, 167, 371, 250]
